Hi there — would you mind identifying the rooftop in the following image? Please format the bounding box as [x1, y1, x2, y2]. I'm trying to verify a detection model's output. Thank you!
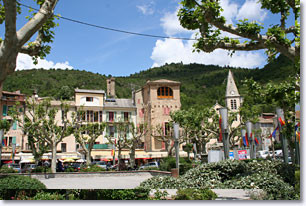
[104, 98, 135, 108]
[75, 89, 105, 94]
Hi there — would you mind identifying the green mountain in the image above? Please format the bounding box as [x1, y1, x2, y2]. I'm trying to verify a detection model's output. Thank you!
[3, 55, 294, 109]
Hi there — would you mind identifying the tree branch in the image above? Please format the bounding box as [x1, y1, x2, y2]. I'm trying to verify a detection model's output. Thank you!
[17, 0, 58, 47]
[201, 41, 266, 53]
[3, 0, 17, 45]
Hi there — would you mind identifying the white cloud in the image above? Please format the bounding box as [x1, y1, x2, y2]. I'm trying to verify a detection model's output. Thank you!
[160, 7, 195, 36]
[150, 37, 265, 68]
[136, 1, 155, 15]
[220, 0, 239, 25]
[16, 53, 73, 70]
[150, 0, 267, 69]
[236, 0, 267, 21]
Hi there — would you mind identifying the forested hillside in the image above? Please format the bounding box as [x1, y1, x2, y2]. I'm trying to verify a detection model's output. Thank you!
[3, 55, 294, 109]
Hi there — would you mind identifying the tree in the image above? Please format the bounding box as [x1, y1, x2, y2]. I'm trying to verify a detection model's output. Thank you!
[25, 98, 72, 173]
[125, 123, 147, 169]
[151, 123, 176, 157]
[243, 77, 298, 163]
[105, 121, 130, 170]
[0, 119, 12, 167]
[178, 0, 300, 63]
[71, 110, 106, 165]
[0, 0, 59, 119]
[10, 99, 49, 165]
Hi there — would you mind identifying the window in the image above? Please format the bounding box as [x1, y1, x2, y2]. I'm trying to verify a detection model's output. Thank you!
[99, 111, 103, 122]
[8, 137, 13, 146]
[109, 126, 115, 137]
[231, 99, 237, 110]
[124, 112, 129, 121]
[76, 144, 80, 151]
[61, 143, 67, 152]
[157, 87, 173, 98]
[86, 97, 93, 102]
[109, 112, 114, 122]
[94, 111, 99, 122]
[164, 122, 171, 136]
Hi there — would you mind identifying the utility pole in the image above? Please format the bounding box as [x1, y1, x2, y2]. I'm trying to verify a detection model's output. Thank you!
[276, 108, 289, 164]
[173, 123, 180, 175]
[219, 108, 229, 160]
[246, 121, 255, 159]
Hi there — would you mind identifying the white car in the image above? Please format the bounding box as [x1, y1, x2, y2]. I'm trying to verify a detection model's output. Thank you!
[256, 150, 270, 159]
[139, 162, 159, 170]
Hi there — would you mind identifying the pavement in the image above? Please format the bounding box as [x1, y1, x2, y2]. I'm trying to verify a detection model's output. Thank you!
[37, 174, 255, 200]
[37, 173, 153, 189]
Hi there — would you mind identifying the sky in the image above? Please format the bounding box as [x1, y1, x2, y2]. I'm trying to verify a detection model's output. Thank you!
[14, 0, 296, 76]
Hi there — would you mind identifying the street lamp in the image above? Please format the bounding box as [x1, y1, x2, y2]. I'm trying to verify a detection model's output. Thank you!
[276, 108, 289, 164]
[254, 122, 260, 152]
[219, 108, 229, 160]
[246, 121, 255, 159]
[173, 123, 180, 174]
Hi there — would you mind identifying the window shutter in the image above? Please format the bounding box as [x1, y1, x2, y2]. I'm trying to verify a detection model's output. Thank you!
[121, 112, 124, 121]
[2, 105, 7, 116]
[114, 126, 117, 138]
[106, 126, 109, 136]
[129, 112, 132, 122]
[12, 136, 16, 144]
[13, 121, 17, 130]
[114, 112, 117, 122]
[106, 112, 109, 122]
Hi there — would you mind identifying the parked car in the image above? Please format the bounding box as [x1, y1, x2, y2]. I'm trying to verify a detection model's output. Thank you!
[71, 163, 82, 171]
[4, 163, 21, 173]
[274, 150, 282, 157]
[139, 162, 159, 170]
[256, 150, 270, 159]
[91, 161, 107, 169]
[21, 164, 37, 173]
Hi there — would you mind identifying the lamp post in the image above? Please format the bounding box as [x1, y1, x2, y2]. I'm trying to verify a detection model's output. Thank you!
[254, 122, 260, 152]
[173, 123, 180, 174]
[246, 121, 255, 159]
[276, 108, 289, 164]
[219, 108, 229, 160]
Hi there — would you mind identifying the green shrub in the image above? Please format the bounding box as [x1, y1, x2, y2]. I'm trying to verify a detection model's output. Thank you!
[78, 189, 150, 200]
[64, 167, 76, 173]
[174, 189, 217, 200]
[159, 157, 193, 175]
[80, 165, 106, 172]
[30, 192, 65, 200]
[0, 175, 46, 199]
[31, 166, 52, 173]
[140, 159, 298, 199]
[295, 170, 300, 197]
[0, 166, 16, 174]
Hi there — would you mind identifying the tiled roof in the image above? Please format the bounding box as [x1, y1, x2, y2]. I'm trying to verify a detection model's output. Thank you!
[75, 89, 105, 94]
[104, 99, 136, 108]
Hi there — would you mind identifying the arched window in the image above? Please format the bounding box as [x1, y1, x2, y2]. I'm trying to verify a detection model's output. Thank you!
[157, 87, 173, 98]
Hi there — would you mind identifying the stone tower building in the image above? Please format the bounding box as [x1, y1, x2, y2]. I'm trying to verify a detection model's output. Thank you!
[106, 77, 116, 98]
[135, 79, 181, 152]
[225, 70, 242, 112]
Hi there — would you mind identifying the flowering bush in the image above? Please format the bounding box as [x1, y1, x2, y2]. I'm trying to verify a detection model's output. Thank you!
[140, 159, 297, 200]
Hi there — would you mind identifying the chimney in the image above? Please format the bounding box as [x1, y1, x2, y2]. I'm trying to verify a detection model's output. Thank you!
[106, 77, 116, 98]
[132, 90, 135, 106]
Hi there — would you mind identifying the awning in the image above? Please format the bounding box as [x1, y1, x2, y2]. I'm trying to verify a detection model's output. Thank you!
[20, 158, 35, 164]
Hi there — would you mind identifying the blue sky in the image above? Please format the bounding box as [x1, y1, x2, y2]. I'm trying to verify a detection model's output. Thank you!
[15, 0, 297, 76]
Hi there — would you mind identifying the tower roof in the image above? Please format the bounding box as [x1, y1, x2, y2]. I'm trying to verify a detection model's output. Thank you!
[226, 70, 240, 98]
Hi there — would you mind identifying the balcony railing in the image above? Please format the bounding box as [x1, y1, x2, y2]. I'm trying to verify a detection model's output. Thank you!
[85, 144, 111, 149]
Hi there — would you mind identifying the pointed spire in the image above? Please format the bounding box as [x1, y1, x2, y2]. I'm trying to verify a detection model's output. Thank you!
[226, 70, 240, 97]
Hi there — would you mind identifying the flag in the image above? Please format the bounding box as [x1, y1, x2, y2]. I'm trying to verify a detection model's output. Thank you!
[269, 126, 279, 139]
[111, 149, 114, 156]
[255, 137, 259, 145]
[219, 116, 222, 142]
[295, 122, 300, 131]
[278, 117, 285, 126]
[242, 135, 247, 147]
[245, 133, 249, 147]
